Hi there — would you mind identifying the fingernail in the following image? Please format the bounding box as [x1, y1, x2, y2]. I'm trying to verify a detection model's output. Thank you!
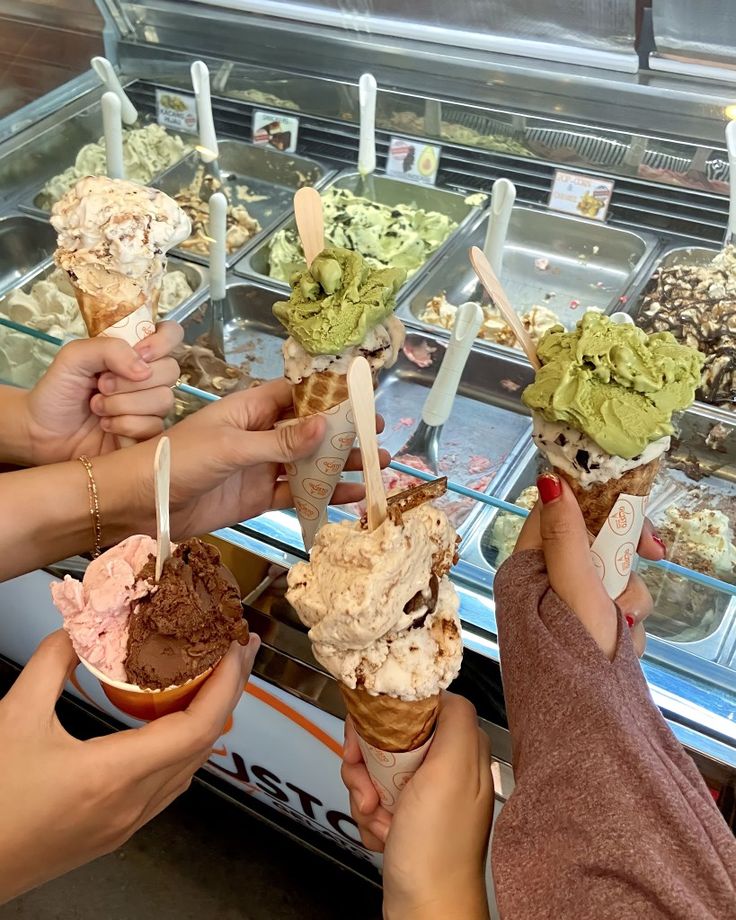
[537, 472, 562, 504]
[652, 534, 667, 557]
[356, 792, 365, 812]
[98, 375, 115, 395]
[135, 348, 152, 364]
[625, 615, 635, 628]
[100, 418, 111, 431]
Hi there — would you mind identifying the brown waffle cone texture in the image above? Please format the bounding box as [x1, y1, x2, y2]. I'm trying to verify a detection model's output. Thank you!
[72, 284, 160, 337]
[558, 458, 660, 536]
[293, 370, 350, 417]
[341, 684, 440, 753]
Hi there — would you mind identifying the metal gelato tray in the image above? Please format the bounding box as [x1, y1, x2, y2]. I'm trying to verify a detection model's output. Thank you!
[154, 140, 333, 268]
[622, 242, 720, 316]
[0, 215, 57, 297]
[0, 256, 206, 336]
[233, 169, 481, 298]
[460, 404, 736, 666]
[401, 205, 659, 356]
[177, 282, 533, 534]
[11, 108, 192, 215]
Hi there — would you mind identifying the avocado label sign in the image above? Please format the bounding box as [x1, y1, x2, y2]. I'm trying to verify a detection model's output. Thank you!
[386, 136, 441, 186]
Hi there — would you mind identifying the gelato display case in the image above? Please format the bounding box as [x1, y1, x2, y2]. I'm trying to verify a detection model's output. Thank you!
[2, 0, 736, 888]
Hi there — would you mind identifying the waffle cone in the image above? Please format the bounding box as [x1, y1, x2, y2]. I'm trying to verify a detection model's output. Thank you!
[558, 458, 660, 536]
[293, 371, 350, 418]
[72, 284, 144, 337]
[341, 684, 439, 753]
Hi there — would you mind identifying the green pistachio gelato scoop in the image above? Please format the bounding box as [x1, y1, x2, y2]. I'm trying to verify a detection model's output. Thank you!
[522, 311, 704, 458]
[273, 246, 405, 356]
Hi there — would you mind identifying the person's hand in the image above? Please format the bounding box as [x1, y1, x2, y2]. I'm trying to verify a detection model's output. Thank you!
[0, 629, 259, 904]
[514, 473, 667, 659]
[22, 323, 182, 465]
[342, 693, 493, 920]
[147, 377, 389, 538]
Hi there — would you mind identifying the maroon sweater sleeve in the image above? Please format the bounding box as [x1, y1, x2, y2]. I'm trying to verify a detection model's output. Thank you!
[491, 549, 736, 920]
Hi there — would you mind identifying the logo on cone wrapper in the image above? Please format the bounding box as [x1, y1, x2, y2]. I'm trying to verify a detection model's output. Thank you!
[331, 431, 355, 451]
[294, 497, 319, 521]
[615, 542, 635, 576]
[136, 319, 156, 338]
[303, 478, 331, 499]
[316, 457, 344, 476]
[608, 499, 635, 536]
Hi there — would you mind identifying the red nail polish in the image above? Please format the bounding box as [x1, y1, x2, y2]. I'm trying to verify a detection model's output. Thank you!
[625, 615, 634, 628]
[652, 534, 667, 557]
[537, 473, 562, 504]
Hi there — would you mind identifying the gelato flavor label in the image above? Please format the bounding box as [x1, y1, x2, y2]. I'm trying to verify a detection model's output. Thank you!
[386, 137, 441, 187]
[278, 399, 356, 549]
[356, 731, 435, 814]
[549, 169, 614, 222]
[590, 492, 648, 598]
[98, 304, 155, 347]
[252, 111, 299, 153]
[156, 89, 198, 135]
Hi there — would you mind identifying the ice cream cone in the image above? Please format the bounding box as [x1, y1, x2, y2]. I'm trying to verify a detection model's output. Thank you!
[293, 370, 351, 418]
[71, 281, 159, 345]
[283, 370, 359, 549]
[341, 684, 439, 753]
[558, 458, 660, 538]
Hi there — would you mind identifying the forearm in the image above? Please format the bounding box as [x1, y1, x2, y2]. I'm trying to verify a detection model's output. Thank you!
[384, 884, 489, 920]
[0, 448, 156, 581]
[0, 387, 32, 466]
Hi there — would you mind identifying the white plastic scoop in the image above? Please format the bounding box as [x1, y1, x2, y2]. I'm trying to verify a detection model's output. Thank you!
[191, 60, 220, 168]
[101, 92, 124, 180]
[206, 191, 228, 358]
[358, 73, 377, 177]
[483, 178, 516, 277]
[91, 56, 138, 125]
[726, 120, 736, 247]
[399, 301, 484, 472]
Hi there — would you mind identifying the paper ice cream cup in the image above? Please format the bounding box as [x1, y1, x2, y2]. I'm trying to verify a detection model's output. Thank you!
[278, 398, 357, 550]
[79, 656, 213, 721]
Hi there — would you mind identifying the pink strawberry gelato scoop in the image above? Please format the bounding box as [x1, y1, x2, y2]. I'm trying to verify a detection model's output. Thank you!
[51, 534, 156, 680]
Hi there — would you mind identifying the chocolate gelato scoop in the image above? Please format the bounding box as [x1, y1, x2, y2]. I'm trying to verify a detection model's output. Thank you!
[125, 538, 248, 689]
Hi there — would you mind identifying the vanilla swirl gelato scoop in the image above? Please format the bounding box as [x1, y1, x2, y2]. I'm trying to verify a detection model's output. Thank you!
[51, 177, 191, 332]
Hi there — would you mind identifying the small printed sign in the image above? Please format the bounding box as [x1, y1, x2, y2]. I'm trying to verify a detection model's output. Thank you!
[386, 136, 441, 186]
[155, 89, 198, 135]
[252, 110, 299, 153]
[549, 169, 614, 221]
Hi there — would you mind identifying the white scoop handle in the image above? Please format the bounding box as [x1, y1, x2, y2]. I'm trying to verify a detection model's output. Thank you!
[358, 73, 377, 176]
[191, 60, 219, 163]
[91, 56, 138, 125]
[101, 92, 124, 180]
[209, 192, 228, 300]
[483, 178, 516, 277]
[727, 120, 736, 243]
[422, 301, 483, 427]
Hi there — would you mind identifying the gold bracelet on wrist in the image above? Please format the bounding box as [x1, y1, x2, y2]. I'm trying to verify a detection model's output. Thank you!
[78, 455, 102, 558]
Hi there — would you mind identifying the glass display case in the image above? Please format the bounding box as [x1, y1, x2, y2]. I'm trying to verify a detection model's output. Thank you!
[2, 0, 736, 867]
